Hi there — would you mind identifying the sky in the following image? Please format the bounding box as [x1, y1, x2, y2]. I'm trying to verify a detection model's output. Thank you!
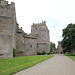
[7, 0, 75, 47]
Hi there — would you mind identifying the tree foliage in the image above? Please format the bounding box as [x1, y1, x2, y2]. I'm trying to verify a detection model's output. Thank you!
[13, 48, 16, 57]
[61, 23, 75, 52]
[50, 42, 56, 52]
[50, 42, 53, 52]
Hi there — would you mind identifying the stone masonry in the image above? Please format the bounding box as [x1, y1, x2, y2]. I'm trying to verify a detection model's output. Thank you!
[53, 41, 63, 54]
[0, 0, 17, 58]
[0, 0, 50, 58]
[31, 21, 50, 53]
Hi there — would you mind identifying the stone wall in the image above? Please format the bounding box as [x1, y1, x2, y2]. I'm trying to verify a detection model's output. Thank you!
[24, 35, 37, 55]
[0, 0, 50, 58]
[31, 21, 50, 53]
[16, 26, 37, 56]
[0, 0, 17, 58]
[16, 28, 25, 56]
[16, 21, 50, 56]
[53, 41, 63, 54]
[58, 41, 63, 54]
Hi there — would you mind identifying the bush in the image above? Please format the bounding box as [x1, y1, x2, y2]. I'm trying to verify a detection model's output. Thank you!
[37, 52, 42, 55]
[13, 48, 16, 57]
[50, 52, 53, 54]
[47, 52, 50, 55]
[37, 51, 46, 55]
[42, 51, 46, 55]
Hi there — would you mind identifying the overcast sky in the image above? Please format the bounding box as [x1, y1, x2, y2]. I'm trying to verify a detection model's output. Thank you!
[8, 0, 75, 46]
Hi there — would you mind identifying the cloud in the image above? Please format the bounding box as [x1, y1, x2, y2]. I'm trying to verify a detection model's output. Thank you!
[7, 0, 75, 46]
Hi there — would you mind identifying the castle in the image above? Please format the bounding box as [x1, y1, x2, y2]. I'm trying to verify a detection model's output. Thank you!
[53, 41, 63, 54]
[0, 0, 50, 59]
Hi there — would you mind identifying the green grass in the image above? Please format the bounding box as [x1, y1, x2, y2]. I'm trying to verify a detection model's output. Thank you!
[64, 54, 75, 56]
[64, 54, 75, 61]
[0, 55, 53, 75]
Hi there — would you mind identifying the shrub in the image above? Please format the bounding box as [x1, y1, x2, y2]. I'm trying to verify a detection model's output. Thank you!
[47, 52, 50, 55]
[13, 48, 16, 57]
[42, 51, 46, 55]
[37, 52, 42, 55]
[50, 52, 53, 54]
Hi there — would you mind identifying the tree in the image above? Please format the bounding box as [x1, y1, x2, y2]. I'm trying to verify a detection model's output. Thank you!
[13, 48, 16, 57]
[50, 42, 56, 52]
[50, 42, 53, 52]
[61, 23, 75, 52]
[52, 43, 56, 50]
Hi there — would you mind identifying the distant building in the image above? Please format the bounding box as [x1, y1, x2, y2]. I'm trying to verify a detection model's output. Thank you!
[53, 41, 63, 54]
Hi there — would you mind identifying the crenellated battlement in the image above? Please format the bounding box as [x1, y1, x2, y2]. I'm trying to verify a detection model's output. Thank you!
[0, 0, 15, 9]
[32, 21, 46, 26]
[0, 0, 15, 18]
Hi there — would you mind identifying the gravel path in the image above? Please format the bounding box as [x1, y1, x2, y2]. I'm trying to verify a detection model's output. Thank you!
[13, 54, 75, 75]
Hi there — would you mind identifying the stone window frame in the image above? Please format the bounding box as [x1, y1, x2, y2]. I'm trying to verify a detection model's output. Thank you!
[30, 45, 32, 48]
[0, 54, 3, 56]
[37, 43, 38, 48]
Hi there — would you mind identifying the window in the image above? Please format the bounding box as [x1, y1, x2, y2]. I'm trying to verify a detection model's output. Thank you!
[0, 54, 3, 56]
[37, 43, 38, 48]
[30, 45, 32, 48]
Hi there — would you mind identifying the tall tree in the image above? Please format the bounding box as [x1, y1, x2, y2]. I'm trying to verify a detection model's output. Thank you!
[50, 42, 53, 52]
[52, 43, 56, 50]
[61, 23, 75, 52]
[50, 42, 56, 52]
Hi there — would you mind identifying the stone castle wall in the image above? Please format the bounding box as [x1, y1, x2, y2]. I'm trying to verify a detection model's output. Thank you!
[0, 0, 17, 58]
[0, 0, 50, 58]
[16, 27, 25, 56]
[16, 26, 37, 56]
[58, 41, 63, 54]
[53, 41, 63, 54]
[24, 35, 37, 56]
[31, 21, 50, 53]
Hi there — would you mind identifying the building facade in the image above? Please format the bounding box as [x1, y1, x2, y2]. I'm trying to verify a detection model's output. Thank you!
[31, 21, 50, 53]
[0, 0, 17, 58]
[53, 41, 63, 54]
[0, 0, 50, 59]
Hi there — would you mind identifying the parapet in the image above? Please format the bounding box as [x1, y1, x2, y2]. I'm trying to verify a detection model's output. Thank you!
[25, 34, 37, 39]
[32, 21, 46, 26]
[0, 0, 15, 7]
[17, 27, 23, 33]
[0, 0, 15, 18]
[17, 26, 27, 38]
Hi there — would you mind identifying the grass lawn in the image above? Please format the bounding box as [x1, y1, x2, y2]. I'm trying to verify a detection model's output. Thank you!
[64, 54, 75, 61]
[0, 55, 53, 75]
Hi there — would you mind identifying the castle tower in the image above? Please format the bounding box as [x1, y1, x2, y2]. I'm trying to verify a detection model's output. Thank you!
[0, 0, 17, 58]
[31, 21, 50, 53]
[58, 41, 63, 54]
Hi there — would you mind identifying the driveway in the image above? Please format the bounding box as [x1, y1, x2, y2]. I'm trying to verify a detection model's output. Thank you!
[13, 54, 75, 75]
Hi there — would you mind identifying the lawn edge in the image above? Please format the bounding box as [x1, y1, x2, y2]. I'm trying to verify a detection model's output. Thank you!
[11, 55, 54, 75]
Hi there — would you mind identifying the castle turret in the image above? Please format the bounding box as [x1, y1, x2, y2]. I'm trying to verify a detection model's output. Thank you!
[58, 41, 63, 54]
[0, 0, 17, 58]
[31, 21, 50, 53]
